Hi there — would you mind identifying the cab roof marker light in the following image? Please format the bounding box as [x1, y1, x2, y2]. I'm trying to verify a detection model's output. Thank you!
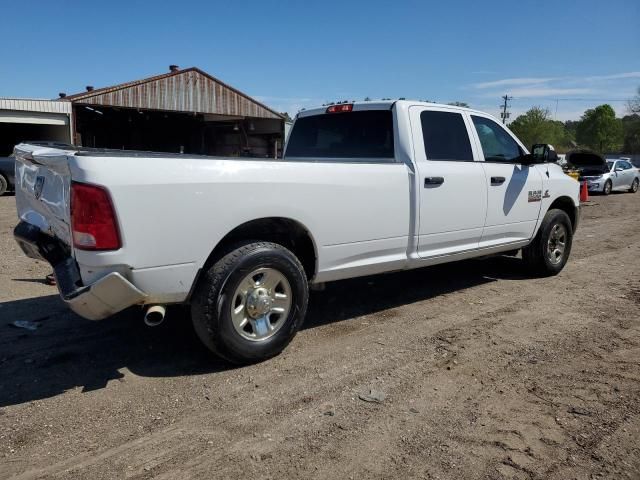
[326, 104, 353, 114]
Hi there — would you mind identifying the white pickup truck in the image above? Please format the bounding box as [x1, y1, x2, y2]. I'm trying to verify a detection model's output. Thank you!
[13, 101, 579, 363]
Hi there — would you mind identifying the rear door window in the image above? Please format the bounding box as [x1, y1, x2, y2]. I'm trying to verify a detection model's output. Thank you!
[420, 110, 473, 161]
[620, 161, 632, 170]
[285, 110, 394, 161]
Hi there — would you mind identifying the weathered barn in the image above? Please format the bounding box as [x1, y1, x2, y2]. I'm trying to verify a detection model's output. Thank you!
[63, 66, 284, 157]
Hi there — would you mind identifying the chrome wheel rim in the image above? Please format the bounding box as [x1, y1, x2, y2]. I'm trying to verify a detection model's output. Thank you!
[230, 267, 292, 342]
[632, 180, 639, 192]
[546, 223, 567, 265]
[604, 182, 611, 194]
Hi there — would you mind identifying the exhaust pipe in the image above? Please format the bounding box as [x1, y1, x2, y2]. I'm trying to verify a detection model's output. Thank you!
[144, 305, 166, 327]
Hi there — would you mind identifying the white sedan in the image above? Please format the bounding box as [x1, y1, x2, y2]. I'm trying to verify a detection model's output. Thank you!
[581, 157, 640, 195]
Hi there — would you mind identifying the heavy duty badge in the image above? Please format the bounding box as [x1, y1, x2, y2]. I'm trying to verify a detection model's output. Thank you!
[528, 190, 542, 202]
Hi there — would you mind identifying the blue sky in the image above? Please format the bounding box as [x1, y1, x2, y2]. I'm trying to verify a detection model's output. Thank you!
[1, 0, 638, 121]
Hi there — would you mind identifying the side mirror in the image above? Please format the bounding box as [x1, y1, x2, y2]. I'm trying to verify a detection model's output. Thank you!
[615, 167, 623, 172]
[531, 144, 557, 163]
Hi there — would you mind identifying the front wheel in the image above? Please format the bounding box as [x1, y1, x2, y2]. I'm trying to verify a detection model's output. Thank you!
[629, 178, 639, 193]
[522, 209, 573, 276]
[603, 180, 612, 195]
[191, 241, 309, 364]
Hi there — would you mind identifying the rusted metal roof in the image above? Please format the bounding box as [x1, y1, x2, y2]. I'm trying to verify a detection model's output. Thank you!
[0, 98, 72, 114]
[64, 67, 283, 119]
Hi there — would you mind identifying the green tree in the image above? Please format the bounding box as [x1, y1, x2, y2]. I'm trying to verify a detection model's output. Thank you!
[622, 114, 640, 153]
[575, 104, 623, 152]
[550, 120, 575, 151]
[564, 120, 579, 140]
[509, 107, 568, 149]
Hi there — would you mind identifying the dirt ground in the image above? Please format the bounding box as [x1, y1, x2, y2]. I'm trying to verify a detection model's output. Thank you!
[0, 191, 639, 480]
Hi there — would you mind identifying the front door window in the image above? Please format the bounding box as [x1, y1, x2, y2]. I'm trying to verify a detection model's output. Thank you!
[471, 116, 521, 163]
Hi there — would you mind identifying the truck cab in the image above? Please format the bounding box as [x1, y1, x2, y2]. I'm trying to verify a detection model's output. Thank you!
[287, 101, 578, 267]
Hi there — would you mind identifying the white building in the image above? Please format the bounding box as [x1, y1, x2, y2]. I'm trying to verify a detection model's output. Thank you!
[0, 98, 73, 156]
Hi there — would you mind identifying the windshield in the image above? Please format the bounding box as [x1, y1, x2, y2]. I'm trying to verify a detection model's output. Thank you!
[606, 161, 614, 170]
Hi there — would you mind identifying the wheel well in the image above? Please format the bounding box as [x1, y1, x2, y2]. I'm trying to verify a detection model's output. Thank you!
[205, 218, 317, 280]
[549, 196, 577, 231]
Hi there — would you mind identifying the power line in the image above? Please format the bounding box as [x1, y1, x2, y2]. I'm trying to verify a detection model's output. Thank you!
[512, 97, 628, 102]
[500, 94, 513, 124]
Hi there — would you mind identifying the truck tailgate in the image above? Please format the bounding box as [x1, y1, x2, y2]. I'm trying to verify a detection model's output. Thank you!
[14, 144, 74, 248]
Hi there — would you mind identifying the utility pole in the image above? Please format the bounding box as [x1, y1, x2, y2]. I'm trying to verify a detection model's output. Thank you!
[500, 94, 513, 124]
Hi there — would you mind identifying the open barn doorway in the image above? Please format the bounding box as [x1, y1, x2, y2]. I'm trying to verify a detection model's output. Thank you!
[74, 105, 283, 157]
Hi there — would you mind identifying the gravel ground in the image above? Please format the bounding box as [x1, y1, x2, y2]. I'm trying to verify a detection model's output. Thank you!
[0, 191, 639, 480]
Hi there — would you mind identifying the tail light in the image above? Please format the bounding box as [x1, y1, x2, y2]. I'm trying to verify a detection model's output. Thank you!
[326, 104, 353, 113]
[71, 182, 121, 250]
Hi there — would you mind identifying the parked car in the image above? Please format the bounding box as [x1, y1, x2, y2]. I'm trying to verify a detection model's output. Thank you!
[568, 150, 639, 194]
[13, 101, 579, 364]
[0, 156, 15, 196]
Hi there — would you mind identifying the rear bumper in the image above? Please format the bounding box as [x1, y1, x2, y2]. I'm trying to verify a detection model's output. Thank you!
[14, 221, 146, 320]
[61, 271, 147, 320]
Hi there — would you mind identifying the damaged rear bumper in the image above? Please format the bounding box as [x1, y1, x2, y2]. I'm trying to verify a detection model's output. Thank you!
[62, 271, 147, 320]
[14, 221, 146, 320]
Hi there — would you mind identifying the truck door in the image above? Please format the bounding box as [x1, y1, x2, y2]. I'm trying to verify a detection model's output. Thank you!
[409, 106, 487, 258]
[468, 114, 543, 247]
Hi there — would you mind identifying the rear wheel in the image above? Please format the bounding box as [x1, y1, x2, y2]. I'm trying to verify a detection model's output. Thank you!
[603, 180, 612, 195]
[0, 175, 7, 196]
[191, 241, 309, 364]
[629, 178, 639, 193]
[522, 209, 573, 276]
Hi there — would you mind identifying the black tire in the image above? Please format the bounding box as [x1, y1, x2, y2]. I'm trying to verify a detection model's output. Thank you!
[522, 209, 573, 276]
[191, 241, 308, 364]
[603, 180, 612, 195]
[629, 178, 639, 193]
[0, 175, 7, 196]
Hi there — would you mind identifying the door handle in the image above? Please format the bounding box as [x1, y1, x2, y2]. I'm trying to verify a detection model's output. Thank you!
[424, 176, 444, 186]
[491, 176, 506, 185]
